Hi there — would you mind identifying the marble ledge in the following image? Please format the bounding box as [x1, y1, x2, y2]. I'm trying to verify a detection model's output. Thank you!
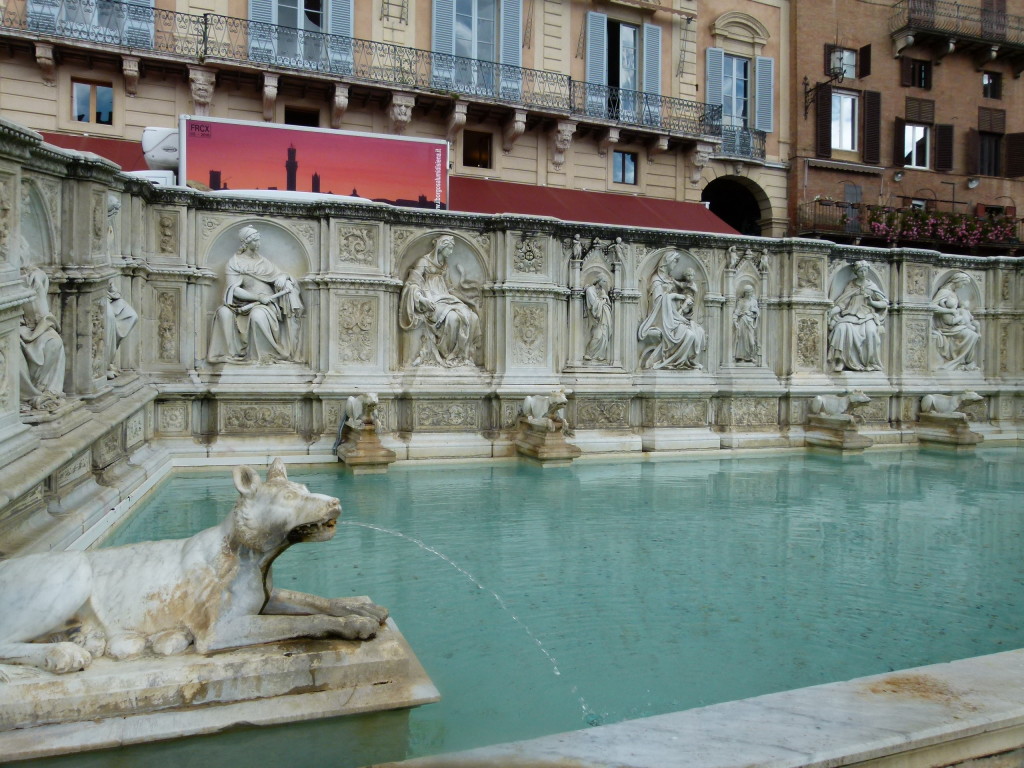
[386, 648, 1024, 768]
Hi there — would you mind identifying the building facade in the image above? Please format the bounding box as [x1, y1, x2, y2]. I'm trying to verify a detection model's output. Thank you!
[792, 0, 1024, 253]
[0, 0, 791, 236]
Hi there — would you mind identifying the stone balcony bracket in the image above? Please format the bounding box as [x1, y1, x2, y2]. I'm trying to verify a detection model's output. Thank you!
[262, 74, 279, 122]
[35, 43, 55, 86]
[550, 120, 577, 170]
[447, 101, 468, 144]
[893, 34, 915, 57]
[647, 135, 670, 162]
[502, 109, 527, 154]
[331, 84, 349, 129]
[598, 127, 620, 157]
[122, 56, 140, 97]
[388, 92, 416, 135]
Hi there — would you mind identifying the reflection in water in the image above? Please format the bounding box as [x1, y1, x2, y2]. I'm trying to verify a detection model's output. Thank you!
[24, 447, 1024, 768]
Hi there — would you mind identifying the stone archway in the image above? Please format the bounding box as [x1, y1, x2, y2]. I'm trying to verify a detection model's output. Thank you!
[701, 177, 766, 237]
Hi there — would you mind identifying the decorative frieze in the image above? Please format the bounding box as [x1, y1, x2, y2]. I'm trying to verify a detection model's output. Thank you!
[56, 452, 91, 488]
[795, 317, 821, 369]
[904, 318, 930, 371]
[126, 410, 145, 449]
[157, 290, 179, 362]
[93, 429, 122, 469]
[0, 175, 13, 262]
[511, 302, 546, 367]
[157, 402, 188, 434]
[158, 213, 177, 254]
[726, 398, 777, 427]
[221, 403, 295, 433]
[414, 400, 480, 430]
[576, 399, 629, 429]
[337, 297, 377, 365]
[643, 399, 708, 427]
[960, 397, 988, 423]
[336, 226, 376, 266]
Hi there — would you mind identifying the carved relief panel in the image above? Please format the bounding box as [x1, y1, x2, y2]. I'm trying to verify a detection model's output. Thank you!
[510, 302, 547, 367]
[413, 400, 481, 431]
[156, 289, 180, 363]
[642, 399, 709, 427]
[332, 223, 379, 270]
[575, 398, 629, 429]
[795, 315, 822, 370]
[336, 295, 378, 367]
[156, 401, 189, 434]
[722, 397, 778, 427]
[220, 402, 296, 434]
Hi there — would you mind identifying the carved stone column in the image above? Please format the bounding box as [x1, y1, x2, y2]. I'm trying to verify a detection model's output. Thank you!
[188, 67, 216, 117]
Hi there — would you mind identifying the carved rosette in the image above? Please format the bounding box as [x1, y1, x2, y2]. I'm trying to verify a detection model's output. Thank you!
[643, 399, 708, 427]
[221, 403, 295, 433]
[414, 400, 479, 430]
[336, 227, 376, 266]
[511, 303, 547, 367]
[513, 238, 544, 273]
[906, 265, 929, 297]
[796, 317, 821, 369]
[157, 290, 179, 362]
[576, 399, 629, 429]
[157, 402, 188, 433]
[200, 215, 222, 241]
[904, 319, 930, 371]
[796, 259, 821, 291]
[337, 297, 377, 365]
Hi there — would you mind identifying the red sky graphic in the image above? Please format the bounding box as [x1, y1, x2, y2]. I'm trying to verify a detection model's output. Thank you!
[183, 119, 447, 203]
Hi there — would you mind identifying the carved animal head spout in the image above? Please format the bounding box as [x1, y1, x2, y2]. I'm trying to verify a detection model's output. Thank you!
[231, 458, 341, 549]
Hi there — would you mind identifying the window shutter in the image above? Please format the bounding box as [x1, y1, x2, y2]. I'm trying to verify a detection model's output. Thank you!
[705, 47, 724, 108]
[900, 56, 913, 87]
[641, 23, 662, 127]
[858, 44, 872, 78]
[934, 123, 954, 171]
[585, 11, 608, 117]
[327, 0, 354, 73]
[1006, 132, 1024, 177]
[923, 61, 933, 90]
[1005, 205, 1016, 217]
[893, 117, 907, 166]
[862, 90, 881, 164]
[824, 44, 836, 75]
[754, 56, 774, 133]
[500, 0, 523, 98]
[975, 202, 988, 217]
[905, 97, 934, 123]
[815, 83, 832, 158]
[966, 128, 981, 175]
[432, 0, 456, 87]
[248, 0, 275, 62]
[979, 106, 1006, 133]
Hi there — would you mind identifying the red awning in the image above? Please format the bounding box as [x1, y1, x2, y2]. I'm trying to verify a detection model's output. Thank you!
[40, 133, 148, 172]
[450, 176, 737, 234]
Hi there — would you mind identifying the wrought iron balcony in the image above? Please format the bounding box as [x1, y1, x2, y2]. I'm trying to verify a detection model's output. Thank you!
[0, 0, 722, 141]
[890, 0, 1024, 50]
[718, 126, 766, 160]
[797, 199, 1023, 252]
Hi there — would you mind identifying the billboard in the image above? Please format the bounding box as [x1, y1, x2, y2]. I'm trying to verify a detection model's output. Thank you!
[179, 116, 448, 209]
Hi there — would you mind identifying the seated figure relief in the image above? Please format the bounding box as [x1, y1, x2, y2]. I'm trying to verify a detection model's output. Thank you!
[19, 257, 66, 412]
[399, 234, 481, 368]
[931, 272, 981, 371]
[638, 250, 706, 370]
[207, 225, 304, 364]
[827, 261, 889, 373]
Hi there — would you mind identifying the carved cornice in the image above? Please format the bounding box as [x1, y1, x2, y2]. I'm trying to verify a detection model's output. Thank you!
[487, 284, 569, 298]
[312, 275, 404, 290]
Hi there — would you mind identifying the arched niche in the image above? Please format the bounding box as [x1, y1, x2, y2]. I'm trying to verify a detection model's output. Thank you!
[711, 11, 770, 57]
[19, 180, 55, 270]
[828, 261, 887, 303]
[638, 248, 709, 321]
[931, 269, 982, 311]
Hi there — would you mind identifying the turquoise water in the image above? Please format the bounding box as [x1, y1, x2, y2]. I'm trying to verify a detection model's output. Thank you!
[17, 447, 1024, 767]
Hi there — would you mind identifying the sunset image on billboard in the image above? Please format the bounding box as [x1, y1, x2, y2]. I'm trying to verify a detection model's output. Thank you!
[180, 117, 448, 209]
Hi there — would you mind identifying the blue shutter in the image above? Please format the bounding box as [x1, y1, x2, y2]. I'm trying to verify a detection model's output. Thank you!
[499, 0, 523, 99]
[328, 0, 354, 73]
[123, 0, 155, 49]
[705, 47, 724, 107]
[642, 23, 661, 127]
[249, 0, 275, 63]
[585, 11, 607, 117]
[432, 0, 455, 88]
[754, 55, 774, 133]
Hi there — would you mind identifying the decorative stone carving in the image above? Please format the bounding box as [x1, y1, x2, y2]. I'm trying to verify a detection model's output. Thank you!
[689, 142, 714, 185]
[262, 74, 278, 121]
[502, 109, 525, 153]
[0, 342, 8, 409]
[568, 233, 584, 262]
[35, 42, 55, 86]
[727, 246, 769, 273]
[392, 228, 414, 255]
[104, 280, 138, 378]
[222, 403, 294, 433]
[513, 237, 544, 273]
[606, 236, 627, 266]
[511, 303, 547, 367]
[931, 272, 981, 371]
[157, 402, 187, 433]
[125, 410, 145, 448]
[906, 264, 929, 296]
[732, 285, 759, 363]
[0, 177, 12, 262]
[91, 192, 106, 253]
[188, 66, 216, 116]
[445, 101, 467, 143]
[796, 317, 821, 368]
[515, 390, 581, 463]
[57, 452, 91, 489]
[576, 399, 629, 428]
[729, 398, 777, 427]
[331, 84, 349, 129]
[583, 276, 612, 364]
[796, 258, 821, 290]
[337, 298, 377, 365]
[93, 429, 121, 469]
[644, 399, 708, 427]
[0, 460, 386, 673]
[332, 394, 396, 473]
[207, 224, 304, 365]
[638, 250, 706, 370]
[597, 127, 619, 156]
[157, 291, 178, 362]
[337, 227, 376, 266]
[122, 55, 140, 96]
[388, 93, 415, 134]
[551, 120, 576, 170]
[809, 390, 871, 419]
[922, 391, 984, 417]
[1001, 274, 1012, 303]
[158, 214, 176, 254]
[414, 401, 478, 430]
[904, 319, 930, 371]
[19, 263, 66, 412]
[827, 261, 889, 372]
[399, 235, 481, 368]
[917, 391, 985, 449]
[1000, 323, 1010, 374]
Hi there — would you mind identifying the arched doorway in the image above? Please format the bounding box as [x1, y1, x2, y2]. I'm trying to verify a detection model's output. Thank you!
[701, 177, 765, 236]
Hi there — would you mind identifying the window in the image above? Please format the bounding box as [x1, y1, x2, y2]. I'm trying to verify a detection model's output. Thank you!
[72, 81, 113, 125]
[249, 0, 352, 70]
[831, 90, 858, 151]
[586, 12, 662, 124]
[983, 71, 1002, 99]
[829, 47, 856, 80]
[909, 199, 927, 210]
[462, 130, 492, 168]
[612, 150, 637, 184]
[903, 123, 930, 168]
[902, 57, 932, 89]
[722, 54, 749, 128]
[284, 107, 319, 126]
[979, 132, 1002, 176]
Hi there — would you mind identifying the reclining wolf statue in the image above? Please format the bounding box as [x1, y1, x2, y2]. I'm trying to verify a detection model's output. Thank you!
[0, 459, 387, 674]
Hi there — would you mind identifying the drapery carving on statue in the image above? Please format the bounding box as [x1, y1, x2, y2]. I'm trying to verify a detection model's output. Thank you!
[732, 284, 759, 363]
[930, 272, 981, 371]
[18, 242, 66, 412]
[826, 261, 889, 373]
[638, 250, 707, 370]
[583, 275, 612, 364]
[399, 234, 482, 368]
[0, 459, 387, 674]
[207, 224, 304, 365]
[104, 279, 138, 378]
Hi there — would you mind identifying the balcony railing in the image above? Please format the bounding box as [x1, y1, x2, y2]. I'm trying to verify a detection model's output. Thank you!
[718, 126, 766, 160]
[890, 0, 1024, 48]
[0, 0, 722, 140]
[797, 200, 1023, 251]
